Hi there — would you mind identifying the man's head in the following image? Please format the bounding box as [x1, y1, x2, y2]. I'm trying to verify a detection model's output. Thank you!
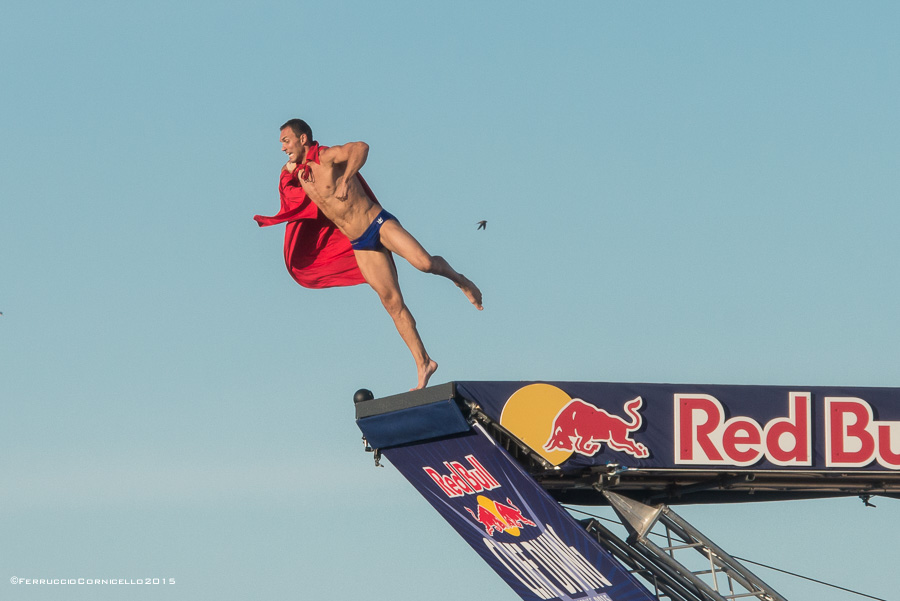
[280, 119, 313, 163]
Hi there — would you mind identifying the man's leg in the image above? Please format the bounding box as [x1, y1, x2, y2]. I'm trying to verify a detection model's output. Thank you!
[353, 247, 438, 390]
[377, 220, 483, 310]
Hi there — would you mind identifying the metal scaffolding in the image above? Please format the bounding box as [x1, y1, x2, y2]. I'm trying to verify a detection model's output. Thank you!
[582, 491, 787, 601]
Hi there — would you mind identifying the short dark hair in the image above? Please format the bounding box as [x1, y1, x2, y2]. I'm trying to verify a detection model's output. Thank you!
[280, 119, 312, 141]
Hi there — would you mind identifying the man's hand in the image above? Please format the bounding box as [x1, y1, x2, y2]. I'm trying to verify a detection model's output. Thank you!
[335, 177, 349, 200]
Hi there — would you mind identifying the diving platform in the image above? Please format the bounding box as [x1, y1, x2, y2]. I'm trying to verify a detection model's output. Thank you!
[355, 380, 900, 601]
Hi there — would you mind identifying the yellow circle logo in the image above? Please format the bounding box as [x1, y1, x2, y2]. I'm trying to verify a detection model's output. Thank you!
[499, 383, 574, 466]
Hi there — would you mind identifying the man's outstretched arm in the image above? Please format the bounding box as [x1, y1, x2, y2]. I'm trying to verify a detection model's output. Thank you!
[325, 141, 369, 200]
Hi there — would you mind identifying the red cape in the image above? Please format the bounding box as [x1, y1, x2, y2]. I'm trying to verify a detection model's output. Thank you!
[254, 144, 378, 289]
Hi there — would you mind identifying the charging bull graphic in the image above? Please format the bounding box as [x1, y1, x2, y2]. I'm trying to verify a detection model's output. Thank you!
[465, 495, 537, 537]
[543, 396, 650, 459]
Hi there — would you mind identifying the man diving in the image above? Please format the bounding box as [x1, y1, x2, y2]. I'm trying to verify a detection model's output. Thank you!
[255, 119, 482, 390]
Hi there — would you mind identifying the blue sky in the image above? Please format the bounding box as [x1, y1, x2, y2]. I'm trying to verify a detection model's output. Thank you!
[1, 1, 897, 600]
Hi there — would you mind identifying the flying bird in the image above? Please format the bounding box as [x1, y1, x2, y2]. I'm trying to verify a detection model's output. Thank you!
[476, 220, 487, 230]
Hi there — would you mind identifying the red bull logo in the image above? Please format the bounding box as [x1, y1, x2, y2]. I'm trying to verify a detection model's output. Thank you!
[491, 382, 900, 473]
[422, 455, 502, 498]
[675, 392, 811, 466]
[676, 392, 900, 469]
[498, 383, 651, 466]
[465, 495, 536, 537]
[826, 397, 900, 469]
[543, 397, 649, 459]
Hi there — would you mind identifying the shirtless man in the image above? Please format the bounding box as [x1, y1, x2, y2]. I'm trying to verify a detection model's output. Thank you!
[279, 119, 483, 390]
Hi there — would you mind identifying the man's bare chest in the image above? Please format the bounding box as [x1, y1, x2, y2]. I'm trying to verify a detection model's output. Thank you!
[299, 163, 339, 202]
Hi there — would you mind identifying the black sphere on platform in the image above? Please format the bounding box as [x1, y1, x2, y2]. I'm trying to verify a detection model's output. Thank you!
[354, 389, 374, 404]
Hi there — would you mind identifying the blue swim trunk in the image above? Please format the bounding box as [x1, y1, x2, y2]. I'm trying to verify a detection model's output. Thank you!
[350, 209, 397, 251]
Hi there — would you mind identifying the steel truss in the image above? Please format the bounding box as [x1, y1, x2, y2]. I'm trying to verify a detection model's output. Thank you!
[581, 491, 786, 601]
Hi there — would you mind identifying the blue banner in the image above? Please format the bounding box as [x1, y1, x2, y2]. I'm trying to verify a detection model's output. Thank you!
[454, 381, 900, 473]
[383, 424, 656, 601]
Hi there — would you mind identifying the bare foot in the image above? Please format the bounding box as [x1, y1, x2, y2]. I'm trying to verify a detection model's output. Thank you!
[413, 359, 439, 391]
[457, 275, 483, 310]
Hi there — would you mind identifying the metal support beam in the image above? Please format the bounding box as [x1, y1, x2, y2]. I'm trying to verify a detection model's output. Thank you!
[579, 492, 788, 601]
